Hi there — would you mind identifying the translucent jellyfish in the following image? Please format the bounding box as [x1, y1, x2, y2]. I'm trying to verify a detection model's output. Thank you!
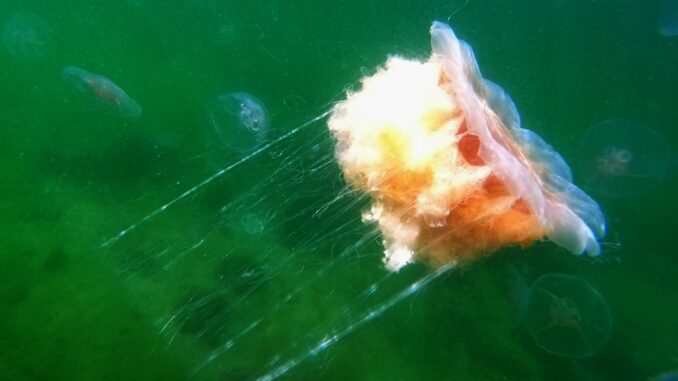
[328, 21, 606, 271]
[208, 92, 268, 153]
[524, 274, 612, 358]
[578, 119, 670, 198]
[2, 12, 54, 61]
[658, 0, 678, 37]
[62, 66, 142, 119]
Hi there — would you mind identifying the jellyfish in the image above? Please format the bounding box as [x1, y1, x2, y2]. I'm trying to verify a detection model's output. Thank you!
[578, 119, 670, 198]
[658, 0, 678, 37]
[328, 21, 606, 271]
[523, 274, 612, 358]
[208, 92, 268, 153]
[2, 12, 54, 61]
[62, 66, 142, 119]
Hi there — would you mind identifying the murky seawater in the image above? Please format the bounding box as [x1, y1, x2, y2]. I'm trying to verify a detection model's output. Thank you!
[1, 1, 676, 380]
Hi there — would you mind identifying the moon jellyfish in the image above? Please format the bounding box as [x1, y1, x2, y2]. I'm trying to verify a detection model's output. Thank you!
[2, 12, 54, 61]
[579, 119, 670, 198]
[208, 92, 268, 153]
[328, 21, 605, 271]
[62, 66, 142, 119]
[658, 0, 678, 37]
[524, 274, 612, 358]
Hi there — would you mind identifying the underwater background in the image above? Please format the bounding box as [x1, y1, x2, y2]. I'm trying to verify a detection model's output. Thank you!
[1, 0, 677, 380]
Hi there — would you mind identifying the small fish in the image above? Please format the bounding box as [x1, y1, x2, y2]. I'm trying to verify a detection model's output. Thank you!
[63, 65, 142, 119]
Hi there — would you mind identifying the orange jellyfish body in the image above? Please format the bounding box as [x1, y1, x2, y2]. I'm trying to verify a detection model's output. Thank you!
[328, 22, 605, 271]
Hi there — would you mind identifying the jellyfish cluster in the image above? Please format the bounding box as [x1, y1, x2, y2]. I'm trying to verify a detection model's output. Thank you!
[90, 20, 618, 379]
[2, 10, 270, 131]
[8, 6, 664, 379]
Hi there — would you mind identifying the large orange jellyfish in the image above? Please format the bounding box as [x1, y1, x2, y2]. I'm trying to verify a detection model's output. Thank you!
[328, 22, 605, 271]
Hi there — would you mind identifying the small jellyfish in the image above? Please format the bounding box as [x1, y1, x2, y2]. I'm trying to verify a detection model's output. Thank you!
[579, 119, 670, 198]
[214, 23, 239, 46]
[62, 66, 142, 119]
[208, 92, 268, 153]
[2, 12, 54, 61]
[658, 0, 678, 37]
[238, 212, 267, 236]
[524, 274, 612, 358]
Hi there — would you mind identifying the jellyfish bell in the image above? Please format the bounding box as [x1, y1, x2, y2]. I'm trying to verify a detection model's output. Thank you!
[524, 274, 612, 358]
[597, 146, 633, 176]
[209, 92, 269, 153]
[2, 12, 53, 62]
[328, 21, 605, 271]
[578, 119, 670, 198]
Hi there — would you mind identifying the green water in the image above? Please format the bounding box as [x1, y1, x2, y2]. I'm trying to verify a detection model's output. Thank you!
[1, 0, 677, 380]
